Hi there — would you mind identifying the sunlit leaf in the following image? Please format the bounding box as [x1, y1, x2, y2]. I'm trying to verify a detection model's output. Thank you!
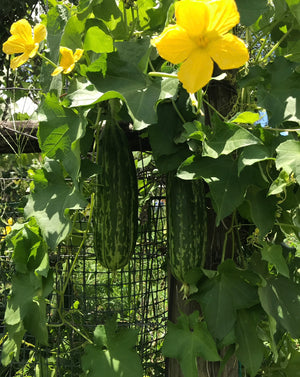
[87, 41, 177, 129]
[199, 117, 262, 158]
[24, 159, 87, 250]
[276, 140, 300, 184]
[84, 25, 113, 53]
[37, 93, 88, 182]
[238, 144, 273, 174]
[162, 311, 220, 377]
[258, 275, 300, 338]
[230, 112, 260, 124]
[261, 244, 290, 277]
[81, 318, 143, 377]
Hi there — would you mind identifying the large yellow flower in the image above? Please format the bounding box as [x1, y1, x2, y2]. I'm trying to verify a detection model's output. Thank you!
[51, 47, 84, 76]
[152, 0, 249, 93]
[2, 19, 47, 70]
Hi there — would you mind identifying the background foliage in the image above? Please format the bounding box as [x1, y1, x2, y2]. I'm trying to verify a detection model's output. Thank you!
[1, 0, 300, 376]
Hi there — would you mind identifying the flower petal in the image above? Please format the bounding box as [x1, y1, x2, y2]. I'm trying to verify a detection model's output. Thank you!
[178, 48, 213, 93]
[152, 25, 197, 64]
[175, 0, 210, 38]
[51, 66, 64, 76]
[208, 33, 249, 70]
[28, 43, 39, 58]
[34, 23, 47, 44]
[73, 49, 84, 62]
[10, 19, 33, 44]
[10, 53, 30, 69]
[3, 36, 26, 54]
[59, 47, 75, 70]
[207, 0, 240, 35]
[63, 63, 75, 74]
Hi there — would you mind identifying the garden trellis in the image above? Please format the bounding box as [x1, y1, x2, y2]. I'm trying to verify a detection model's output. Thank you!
[0, 138, 168, 377]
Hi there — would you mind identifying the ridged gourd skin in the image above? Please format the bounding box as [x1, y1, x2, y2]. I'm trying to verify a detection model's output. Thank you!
[94, 120, 138, 271]
[167, 173, 207, 285]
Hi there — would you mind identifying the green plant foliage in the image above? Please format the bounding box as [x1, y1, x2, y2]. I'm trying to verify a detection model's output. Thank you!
[81, 318, 143, 377]
[24, 159, 87, 249]
[1, 218, 53, 365]
[1, 0, 300, 375]
[195, 260, 259, 340]
[162, 311, 221, 377]
[178, 155, 249, 224]
[258, 275, 300, 338]
[235, 309, 265, 377]
[235, 0, 268, 25]
[240, 57, 300, 127]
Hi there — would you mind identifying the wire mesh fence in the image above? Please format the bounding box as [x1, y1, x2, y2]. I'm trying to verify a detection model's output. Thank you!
[0, 153, 168, 376]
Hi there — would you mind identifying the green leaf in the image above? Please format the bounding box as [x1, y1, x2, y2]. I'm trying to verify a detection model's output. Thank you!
[286, 0, 300, 23]
[92, 0, 126, 39]
[238, 144, 273, 174]
[246, 187, 277, 237]
[148, 101, 191, 173]
[268, 169, 292, 195]
[261, 244, 290, 277]
[258, 275, 300, 338]
[235, 0, 268, 25]
[285, 348, 300, 376]
[279, 30, 300, 62]
[60, 15, 85, 51]
[78, 0, 103, 19]
[230, 112, 260, 124]
[276, 140, 300, 185]
[86, 40, 177, 129]
[7, 220, 49, 276]
[25, 159, 87, 250]
[162, 311, 220, 377]
[178, 155, 248, 224]
[37, 93, 88, 182]
[196, 260, 259, 340]
[200, 118, 262, 159]
[240, 57, 300, 127]
[235, 309, 264, 377]
[1, 323, 25, 366]
[81, 318, 143, 377]
[143, 0, 174, 31]
[84, 26, 113, 53]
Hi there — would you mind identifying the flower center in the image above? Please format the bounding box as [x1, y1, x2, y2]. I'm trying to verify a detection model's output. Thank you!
[197, 35, 209, 48]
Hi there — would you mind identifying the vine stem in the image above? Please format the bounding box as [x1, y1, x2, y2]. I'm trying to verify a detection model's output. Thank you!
[261, 26, 293, 63]
[202, 97, 226, 121]
[62, 193, 95, 296]
[148, 71, 178, 79]
[221, 212, 236, 263]
[63, 319, 93, 344]
[171, 98, 186, 123]
[36, 51, 57, 69]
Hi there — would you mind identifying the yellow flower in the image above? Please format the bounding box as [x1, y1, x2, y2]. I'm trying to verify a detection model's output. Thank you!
[1, 218, 13, 241]
[152, 0, 249, 93]
[2, 19, 47, 70]
[51, 47, 84, 76]
[5, 218, 13, 235]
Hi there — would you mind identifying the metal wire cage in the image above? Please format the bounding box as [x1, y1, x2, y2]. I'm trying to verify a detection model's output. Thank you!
[0, 152, 168, 377]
